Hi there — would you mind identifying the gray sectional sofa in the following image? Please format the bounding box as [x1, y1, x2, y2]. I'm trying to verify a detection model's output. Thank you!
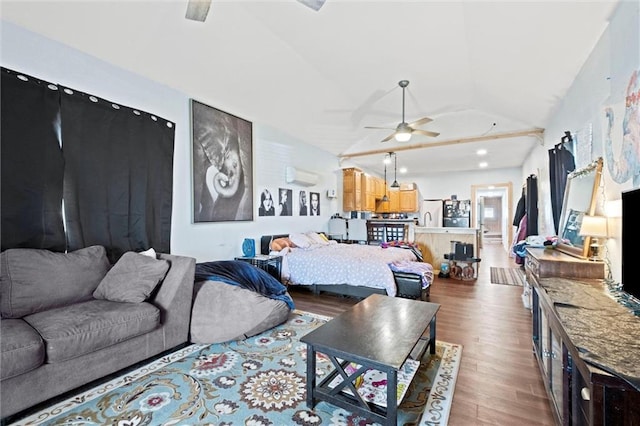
[0, 245, 196, 419]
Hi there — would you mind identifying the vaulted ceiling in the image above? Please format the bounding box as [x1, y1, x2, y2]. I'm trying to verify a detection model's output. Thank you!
[0, 1, 618, 177]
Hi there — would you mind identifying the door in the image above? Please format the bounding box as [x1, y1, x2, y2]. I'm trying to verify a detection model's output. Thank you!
[471, 183, 513, 253]
[477, 197, 485, 248]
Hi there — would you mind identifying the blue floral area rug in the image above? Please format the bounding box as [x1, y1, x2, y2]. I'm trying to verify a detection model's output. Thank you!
[13, 310, 462, 426]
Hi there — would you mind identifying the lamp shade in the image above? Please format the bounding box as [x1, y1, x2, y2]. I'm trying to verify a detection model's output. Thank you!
[395, 130, 411, 142]
[579, 215, 608, 238]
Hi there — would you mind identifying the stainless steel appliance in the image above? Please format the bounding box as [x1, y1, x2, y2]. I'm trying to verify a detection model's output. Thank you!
[443, 199, 471, 227]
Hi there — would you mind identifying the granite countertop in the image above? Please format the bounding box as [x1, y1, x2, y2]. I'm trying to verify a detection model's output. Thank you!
[539, 277, 640, 391]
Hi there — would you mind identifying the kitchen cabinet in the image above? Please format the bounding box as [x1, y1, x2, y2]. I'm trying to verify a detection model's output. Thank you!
[374, 177, 386, 199]
[526, 247, 640, 425]
[342, 168, 362, 212]
[399, 189, 417, 212]
[375, 188, 399, 213]
[362, 174, 376, 212]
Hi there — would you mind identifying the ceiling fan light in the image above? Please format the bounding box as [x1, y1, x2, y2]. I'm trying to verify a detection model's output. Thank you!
[395, 131, 411, 142]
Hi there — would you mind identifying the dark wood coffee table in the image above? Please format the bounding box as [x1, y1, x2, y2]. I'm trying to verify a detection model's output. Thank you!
[300, 294, 440, 425]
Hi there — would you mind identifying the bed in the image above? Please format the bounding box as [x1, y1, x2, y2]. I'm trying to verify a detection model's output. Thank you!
[260, 233, 433, 300]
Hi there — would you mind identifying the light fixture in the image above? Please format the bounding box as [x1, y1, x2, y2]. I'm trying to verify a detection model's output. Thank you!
[394, 125, 412, 142]
[390, 152, 400, 188]
[381, 160, 389, 202]
[479, 161, 488, 168]
[476, 149, 487, 156]
[579, 215, 608, 261]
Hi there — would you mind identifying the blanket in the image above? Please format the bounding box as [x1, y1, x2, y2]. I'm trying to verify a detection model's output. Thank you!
[195, 261, 295, 309]
[389, 260, 434, 289]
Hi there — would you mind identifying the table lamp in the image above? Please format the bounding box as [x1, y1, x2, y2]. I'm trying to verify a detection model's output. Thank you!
[579, 215, 608, 261]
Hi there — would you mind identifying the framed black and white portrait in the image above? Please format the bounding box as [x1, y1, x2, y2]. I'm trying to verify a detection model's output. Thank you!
[298, 190, 308, 216]
[309, 191, 321, 216]
[258, 188, 276, 217]
[191, 100, 253, 222]
[278, 188, 292, 216]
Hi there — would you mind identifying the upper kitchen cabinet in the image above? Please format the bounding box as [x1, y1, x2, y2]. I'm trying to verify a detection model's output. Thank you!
[362, 174, 376, 212]
[342, 168, 362, 212]
[399, 189, 418, 212]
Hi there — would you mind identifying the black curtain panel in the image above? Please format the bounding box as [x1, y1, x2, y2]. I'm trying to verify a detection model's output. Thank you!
[61, 88, 174, 262]
[1, 68, 66, 251]
[526, 174, 539, 237]
[548, 140, 575, 235]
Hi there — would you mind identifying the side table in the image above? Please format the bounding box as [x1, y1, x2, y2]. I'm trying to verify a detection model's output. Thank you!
[234, 254, 282, 282]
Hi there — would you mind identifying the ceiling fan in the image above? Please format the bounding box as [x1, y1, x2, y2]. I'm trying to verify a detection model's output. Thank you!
[365, 80, 440, 143]
[186, 0, 326, 22]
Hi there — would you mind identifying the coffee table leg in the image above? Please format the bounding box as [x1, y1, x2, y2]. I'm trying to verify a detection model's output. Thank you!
[386, 369, 397, 426]
[430, 315, 437, 354]
[306, 344, 316, 408]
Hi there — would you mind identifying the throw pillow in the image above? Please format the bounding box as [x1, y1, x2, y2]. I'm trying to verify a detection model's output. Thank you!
[139, 247, 157, 259]
[93, 252, 169, 303]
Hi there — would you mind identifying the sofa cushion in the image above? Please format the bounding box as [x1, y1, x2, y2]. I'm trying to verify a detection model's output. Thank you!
[24, 299, 160, 363]
[0, 318, 45, 380]
[0, 245, 110, 318]
[93, 251, 169, 303]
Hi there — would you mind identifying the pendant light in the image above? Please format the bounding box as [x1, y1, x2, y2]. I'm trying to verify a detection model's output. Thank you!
[381, 154, 389, 202]
[391, 152, 400, 188]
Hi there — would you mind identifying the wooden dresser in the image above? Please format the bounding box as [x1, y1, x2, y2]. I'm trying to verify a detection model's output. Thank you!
[525, 248, 640, 425]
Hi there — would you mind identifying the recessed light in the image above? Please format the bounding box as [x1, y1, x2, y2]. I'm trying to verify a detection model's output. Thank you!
[399, 167, 407, 174]
[479, 162, 488, 168]
[476, 149, 487, 156]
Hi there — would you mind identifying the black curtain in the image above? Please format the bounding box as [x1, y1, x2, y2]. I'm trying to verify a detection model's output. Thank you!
[1, 68, 66, 251]
[548, 137, 575, 235]
[61, 88, 174, 262]
[526, 174, 539, 236]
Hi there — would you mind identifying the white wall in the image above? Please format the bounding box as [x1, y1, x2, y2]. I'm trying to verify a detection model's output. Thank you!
[521, 1, 639, 283]
[1, 21, 340, 262]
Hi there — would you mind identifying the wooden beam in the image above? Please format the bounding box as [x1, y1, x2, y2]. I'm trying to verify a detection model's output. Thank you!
[339, 128, 545, 159]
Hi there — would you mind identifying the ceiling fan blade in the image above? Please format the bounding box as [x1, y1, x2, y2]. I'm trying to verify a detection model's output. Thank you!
[412, 129, 440, 138]
[186, 0, 212, 21]
[408, 116, 433, 127]
[365, 126, 396, 130]
[381, 133, 396, 142]
[297, 0, 326, 11]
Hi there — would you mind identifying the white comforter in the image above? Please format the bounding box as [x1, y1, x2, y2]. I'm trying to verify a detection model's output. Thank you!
[279, 243, 417, 297]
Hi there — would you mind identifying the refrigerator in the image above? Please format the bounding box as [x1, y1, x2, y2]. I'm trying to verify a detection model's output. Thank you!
[420, 199, 443, 227]
[443, 199, 471, 227]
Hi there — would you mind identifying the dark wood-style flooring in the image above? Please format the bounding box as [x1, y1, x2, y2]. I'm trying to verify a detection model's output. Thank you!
[290, 240, 555, 425]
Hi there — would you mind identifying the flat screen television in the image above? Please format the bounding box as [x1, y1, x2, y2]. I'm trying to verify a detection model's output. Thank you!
[622, 187, 640, 301]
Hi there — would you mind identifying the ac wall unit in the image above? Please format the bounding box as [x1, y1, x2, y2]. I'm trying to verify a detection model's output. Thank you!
[285, 166, 319, 187]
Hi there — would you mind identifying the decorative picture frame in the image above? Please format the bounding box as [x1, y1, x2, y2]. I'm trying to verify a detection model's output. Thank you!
[190, 99, 253, 222]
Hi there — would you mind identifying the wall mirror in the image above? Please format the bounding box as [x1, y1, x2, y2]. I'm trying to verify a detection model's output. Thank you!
[556, 157, 603, 258]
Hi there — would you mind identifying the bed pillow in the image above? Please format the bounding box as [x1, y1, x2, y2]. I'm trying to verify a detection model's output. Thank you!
[289, 233, 313, 248]
[0, 245, 110, 318]
[93, 252, 169, 303]
[306, 231, 329, 245]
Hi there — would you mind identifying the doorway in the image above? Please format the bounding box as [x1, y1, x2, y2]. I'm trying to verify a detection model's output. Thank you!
[471, 182, 513, 253]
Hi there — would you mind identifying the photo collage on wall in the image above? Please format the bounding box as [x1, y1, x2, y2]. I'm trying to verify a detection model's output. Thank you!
[257, 188, 320, 217]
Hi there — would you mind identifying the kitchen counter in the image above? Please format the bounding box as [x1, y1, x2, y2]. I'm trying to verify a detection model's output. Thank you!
[414, 227, 480, 272]
[368, 218, 418, 223]
[415, 227, 479, 234]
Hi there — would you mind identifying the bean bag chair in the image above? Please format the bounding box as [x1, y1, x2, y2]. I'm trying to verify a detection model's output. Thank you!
[190, 261, 294, 344]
